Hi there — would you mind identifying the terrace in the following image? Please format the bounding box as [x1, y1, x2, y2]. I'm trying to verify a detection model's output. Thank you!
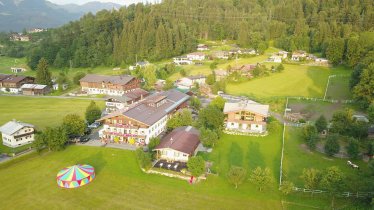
[153, 160, 187, 172]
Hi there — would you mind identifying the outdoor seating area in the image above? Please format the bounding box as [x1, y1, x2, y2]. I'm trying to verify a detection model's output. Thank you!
[154, 160, 187, 172]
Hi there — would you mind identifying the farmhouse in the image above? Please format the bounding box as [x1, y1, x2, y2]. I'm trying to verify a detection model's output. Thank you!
[21, 84, 50, 95]
[242, 48, 256, 55]
[98, 90, 190, 145]
[229, 48, 242, 55]
[197, 44, 209, 51]
[214, 69, 228, 81]
[129, 61, 150, 70]
[212, 51, 229, 59]
[79, 74, 140, 96]
[186, 52, 206, 61]
[105, 88, 149, 113]
[173, 56, 193, 65]
[11, 67, 27, 73]
[175, 75, 206, 90]
[268, 55, 282, 63]
[224, 100, 269, 133]
[277, 51, 288, 59]
[10, 33, 30, 42]
[291, 50, 307, 61]
[0, 120, 35, 148]
[230, 64, 256, 77]
[315, 58, 329, 65]
[0, 74, 35, 93]
[154, 126, 200, 162]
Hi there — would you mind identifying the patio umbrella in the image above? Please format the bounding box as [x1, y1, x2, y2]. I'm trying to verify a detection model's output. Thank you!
[56, 164, 95, 189]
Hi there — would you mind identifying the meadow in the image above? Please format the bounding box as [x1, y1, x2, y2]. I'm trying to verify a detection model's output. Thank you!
[0, 96, 105, 129]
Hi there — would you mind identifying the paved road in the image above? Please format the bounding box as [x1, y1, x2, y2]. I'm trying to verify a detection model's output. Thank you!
[0, 93, 106, 101]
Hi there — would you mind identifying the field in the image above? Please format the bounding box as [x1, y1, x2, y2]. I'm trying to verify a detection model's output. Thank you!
[325, 76, 352, 100]
[0, 96, 105, 129]
[283, 126, 368, 187]
[226, 65, 351, 99]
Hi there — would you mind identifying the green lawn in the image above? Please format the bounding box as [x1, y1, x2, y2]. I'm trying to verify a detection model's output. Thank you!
[226, 65, 351, 99]
[325, 76, 352, 100]
[283, 126, 368, 186]
[0, 96, 105, 129]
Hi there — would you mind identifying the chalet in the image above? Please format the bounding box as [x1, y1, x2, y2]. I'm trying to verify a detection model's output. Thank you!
[173, 56, 193, 65]
[175, 75, 206, 90]
[315, 58, 329, 65]
[268, 55, 282, 63]
[291, 50, 307, 61]
[277, 51, 288, 59]
[0, 120, 35, 148]
[11, 67, 27, 73]
[224, 100, 269, 133]
[98, 90, 190, 145]
[197, 44, 209, 51]
[21, 84, 50, 95]
[0, 74, 35, 93]
[105, 88, 149, 113]
[242, 49, 256, 55]
[214, 69, 228, 81]
[186, 52, 206, 61]
[230, 64, 256, 78]
[212, 51, 229, 59]
[79, 74, 140, 96]
[10, 33, 30, 42]
[154, 126, 200, 162]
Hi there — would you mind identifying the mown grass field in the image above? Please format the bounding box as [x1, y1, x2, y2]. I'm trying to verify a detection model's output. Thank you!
[226, 65, 351, 99]
[0, 96, 105, 129]
[325, 76, 352, 100]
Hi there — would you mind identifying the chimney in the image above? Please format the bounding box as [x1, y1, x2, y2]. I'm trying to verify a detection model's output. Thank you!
[170, 137, 174, 145]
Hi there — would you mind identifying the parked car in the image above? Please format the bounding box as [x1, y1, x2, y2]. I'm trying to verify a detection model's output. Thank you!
[79, 136, 90, 143]
[88, 122, 101, 129]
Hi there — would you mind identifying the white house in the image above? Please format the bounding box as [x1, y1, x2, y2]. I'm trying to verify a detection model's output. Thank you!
[186, 52, 206, 61]
[173, 56, 193, 65]
[11, 67, 27, 73]
[0, 120, 35, 148]
[278, 51, 288, 59]
[52, 83, 68, 91]
[268, 55, 282, 63]
[291, 51, 307, 61]
[175, 75, 206, 90]
[154, 126, 200, 162]
[197, 44, 209, 51]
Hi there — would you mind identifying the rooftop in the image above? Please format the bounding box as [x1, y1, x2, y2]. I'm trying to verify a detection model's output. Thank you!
[154, 126, 200, 155]
[79, 74, 135, 86]
[21, 84, 48, 90]
[0, 120, 34, 135]
[223, 100, 269, 116]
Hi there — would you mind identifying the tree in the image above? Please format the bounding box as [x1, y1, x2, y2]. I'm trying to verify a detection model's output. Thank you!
[166, 109, 193, 131]
[249, 167, 273, 191]
[302, 124, 319, 150]
[198, 105, 224, 131]
[346, 138, 360, 159]
[324, 134, 340, 156]
[320, 166, 345, 208]
[315, 115, 327, 133]
[280, 181, 295, 195]
[330, 109, 353, 136]
[187, 156, 205, 177]
[300, 168, 321, 194]
[73, 72, 86, 85]
[62, 114, 86, 136]
[35, 58, 52, 87]
[210, 61, 218, 70]
[33, 132, 47, 153]
[135, 148, 152, 170]
[276, 64, 284, 72]
[210, 96, 226, 111]
[44, 126, 69, 151]
[148, 137, 160, 151]
[85, 101, 102, 124]
[368, 159, 374, 175]
[199, 127, 219, 148]
[267, 120, 281, 133]
[325, 38, 345, 65]
[368, 103, 374, 123]
[206, 74, 215, 85]
[353, 64, 374, 107]
[141, 65, 157, 90]
[163, 79, 174, 90]
[227, 166, 247, 189]
[190, 96, 201, 111]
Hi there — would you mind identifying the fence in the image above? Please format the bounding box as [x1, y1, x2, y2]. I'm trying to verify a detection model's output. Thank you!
[292, 186, 374, 198]
[287, 96, 354, 104]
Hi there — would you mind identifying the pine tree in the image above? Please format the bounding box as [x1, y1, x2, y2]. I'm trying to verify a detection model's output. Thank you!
[36, 58, 52, 87]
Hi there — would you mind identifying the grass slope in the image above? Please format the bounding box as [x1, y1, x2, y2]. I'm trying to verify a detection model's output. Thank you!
[0, 96, 105, 129]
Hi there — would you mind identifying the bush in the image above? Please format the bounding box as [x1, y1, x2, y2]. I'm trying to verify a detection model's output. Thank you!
[135, 148, 152, 170]
[346, 138, 360, 159]
[187, 156, 205, 177]
[324, 134, 340, 156]
[73, 72, 86, 85]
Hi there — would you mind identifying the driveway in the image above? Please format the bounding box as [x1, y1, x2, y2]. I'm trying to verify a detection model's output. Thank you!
[0, 154, 10, 163]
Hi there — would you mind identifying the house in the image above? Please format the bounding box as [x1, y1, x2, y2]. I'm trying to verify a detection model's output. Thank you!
[154, 126, 200, 162]
[277, 51, 288, 59]
[11, 67, 27, 73]
[214, 69, 228, 81]
[0, 74, 35, 93]
[27, 28, 46, 33]
[197, 44, 209, 51]
[212, 51, 229, 59]
[229, 48, 242, 55]
[315, 58, 329, 65]
[291, 50, 307, 61]
[10, 33, 30, 42]
[268, 55, 282, 63]
[105, 88, 149, 113]
[52, 83, 68, 91]
[230, 64, 256, 77]
[0, 120, 35, 148]
[242, 49, 256, 55]
[79, 74, 141, 96]
[223, 100, 269, 133]
[129, 61, 150, 70]
[173, 56, 193, 65]
[186, 52, 206, 61]
[175, 75, 206, 90]
[21, 84, 50, 95]
[352, 115, 369, 123]
[98, 90, 190, 145]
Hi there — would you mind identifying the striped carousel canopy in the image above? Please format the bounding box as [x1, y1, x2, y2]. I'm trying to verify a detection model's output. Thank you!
[56, 164, 95, 189]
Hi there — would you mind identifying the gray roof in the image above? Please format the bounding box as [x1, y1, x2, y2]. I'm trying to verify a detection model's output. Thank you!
[0, 120, 34, 135]
[79, 74, 135, 85]
[223, 101, 269, 116]
[106, 88, 149, 103]
[99, 90, 190, 126]
[21, 84, 48, 90]
[155, 126, 200, 154]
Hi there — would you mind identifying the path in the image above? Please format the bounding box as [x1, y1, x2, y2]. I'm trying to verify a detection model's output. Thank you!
[0, 93, 106, 101]
[0, 148, 35, 163]
[79, 140, 137, 151]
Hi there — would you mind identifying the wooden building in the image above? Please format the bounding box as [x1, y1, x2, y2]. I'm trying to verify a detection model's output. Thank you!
[21, 84, 50, 95]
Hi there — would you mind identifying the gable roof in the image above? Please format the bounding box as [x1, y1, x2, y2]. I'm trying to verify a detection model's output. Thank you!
[79, 74, 135, 86]
[0, 120, 34, 135]
[106, 88, 149, 103]
[21, 84, 48, 90]
[154, 126, 200, 154]
[223, 101, 269, 116]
